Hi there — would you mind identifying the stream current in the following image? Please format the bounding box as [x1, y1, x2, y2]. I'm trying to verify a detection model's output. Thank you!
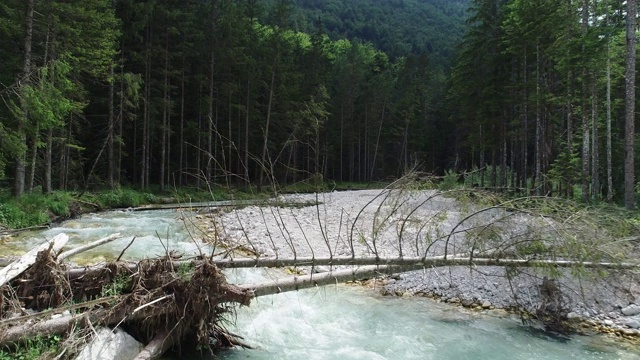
[3, 208, 639, 360]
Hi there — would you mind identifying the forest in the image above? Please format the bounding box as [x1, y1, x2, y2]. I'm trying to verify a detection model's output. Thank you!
[0, 0, 638, 209]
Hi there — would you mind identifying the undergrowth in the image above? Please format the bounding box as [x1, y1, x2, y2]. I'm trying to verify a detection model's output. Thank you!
[0, 191, 71, 229]
[0, 335, 61, 360]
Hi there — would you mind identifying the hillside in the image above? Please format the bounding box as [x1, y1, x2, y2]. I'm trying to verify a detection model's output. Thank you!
[264, 0, 470, 68]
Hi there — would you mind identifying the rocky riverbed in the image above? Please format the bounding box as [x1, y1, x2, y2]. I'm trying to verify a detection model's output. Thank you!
[194, 188, 640, 340]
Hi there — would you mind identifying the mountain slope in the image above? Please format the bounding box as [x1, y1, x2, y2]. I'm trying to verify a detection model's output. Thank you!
[265, 0, 470, 68]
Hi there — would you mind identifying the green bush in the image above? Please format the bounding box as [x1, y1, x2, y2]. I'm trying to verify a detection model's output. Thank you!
[0, 335, 60, 360]
[439, 169, 460, 190]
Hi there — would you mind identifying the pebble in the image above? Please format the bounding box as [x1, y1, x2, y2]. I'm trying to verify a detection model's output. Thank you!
[621, 304, 640, 316]
[625, 319, 640, 329]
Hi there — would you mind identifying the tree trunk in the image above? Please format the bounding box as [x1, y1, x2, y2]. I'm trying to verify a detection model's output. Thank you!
[14, 0, 35, 197]
[160, 36, 169, 193]
[535, 42, 542, 195]
[179, 68, 185, 187]
[624, 0, 636, 210]
[43, 128, 53, 194]
[141, 24, 151, 190]
[108, 62, 115, 189]
[258, 61, 277, 191]
[27, 131, 38, 192]
[591, 85, 599, 199]
[581, 0, 590, 202]
[244, 79, 251, 185]
[606, 25, 613, 202]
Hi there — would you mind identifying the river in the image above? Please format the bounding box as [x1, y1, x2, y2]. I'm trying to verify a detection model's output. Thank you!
[3, 208, 639, 359]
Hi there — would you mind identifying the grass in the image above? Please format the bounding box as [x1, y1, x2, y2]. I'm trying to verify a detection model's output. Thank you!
[0, 190, 72, 229]
[0, 335, 61, 360]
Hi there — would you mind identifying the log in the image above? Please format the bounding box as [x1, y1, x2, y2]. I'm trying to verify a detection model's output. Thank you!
[57, 233, 122, 261]
[0, 296, 120, 327]
[212, 255, 640, 270]
[0, 303, 148, 346]
[132, 330, 172, 360]
[240, 265, 392, 298]
[65, 255, 640, 281]
[0, 233, 68, 287]
[0, 284, 253, 346]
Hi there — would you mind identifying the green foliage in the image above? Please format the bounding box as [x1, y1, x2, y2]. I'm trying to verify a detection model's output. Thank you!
[95, 188, 158, 208]
[267, 0, 469, 67]
[101, 273, 131, 297]
[0, 192, 72, 228]
[0, 335, 61, 360]
[439, 169, 460, 190]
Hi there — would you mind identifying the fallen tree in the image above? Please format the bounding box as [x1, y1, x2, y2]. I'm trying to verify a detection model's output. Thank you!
[0, 233, 254, 359]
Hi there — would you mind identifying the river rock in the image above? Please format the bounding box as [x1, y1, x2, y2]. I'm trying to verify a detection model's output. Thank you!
[621, 304, 640, 316]
[313, 266, 331, 273]
[481, 301, 492, 309]
[74, 327, 143, 360]
[625, 319, 640, 329]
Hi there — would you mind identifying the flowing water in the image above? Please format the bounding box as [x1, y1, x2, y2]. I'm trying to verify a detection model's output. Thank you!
[3, 209, 639, 360]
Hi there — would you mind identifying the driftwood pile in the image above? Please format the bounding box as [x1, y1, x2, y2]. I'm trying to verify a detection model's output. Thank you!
[0, 233, 255, 359]
[0, 233, 393, 359]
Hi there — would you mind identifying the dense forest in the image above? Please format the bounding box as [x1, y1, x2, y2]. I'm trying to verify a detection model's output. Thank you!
[263, 0, 469, 67]
[0, 0, 638, 208]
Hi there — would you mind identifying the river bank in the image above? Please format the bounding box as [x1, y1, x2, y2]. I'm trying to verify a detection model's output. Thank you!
[196, 188, 640, 341]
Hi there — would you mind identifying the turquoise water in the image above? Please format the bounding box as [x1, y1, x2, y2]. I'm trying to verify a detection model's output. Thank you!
[214, 268, 639, 360]
[4, 209, 639, 359]
[3, 209, 210, 264]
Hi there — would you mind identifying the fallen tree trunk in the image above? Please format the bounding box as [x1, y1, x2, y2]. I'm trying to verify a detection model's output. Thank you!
[132, 330, 172, 360]
[0, 308, 123, 346]
[0, 287, 252, 347]
[240, 265, 393, 297]
[65, 255, 640, 283]
[216, 256, 640, 270]
[0, 233, 68, 287]
[57, 233, 122, 261]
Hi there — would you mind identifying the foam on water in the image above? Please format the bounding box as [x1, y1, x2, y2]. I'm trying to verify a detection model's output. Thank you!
[215, 269, 640, 360]
[3, 209, 211, 264]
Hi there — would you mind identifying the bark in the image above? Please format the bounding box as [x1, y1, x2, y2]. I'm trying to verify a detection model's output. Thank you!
[0, 283, 251, 347]
[606, 25, 613, 202]
[239, 257, 640, 298]
[581, 0, 590, 202]
[108, 62, 115, 189]
[160, 35, 169, 193]
[258, 61, 277, 191]
[241, 266, 390, 297]
[215, 256, 640, 271]
[57, 233, 121, 261]
[27, 131, 38, 192]
[14, 0, 35, 197]
[534, 41, 541, 195]
[591, 86, 599, 199]
[624, 0, 636, 210]
[141, 24, 152, 189]
[133, 330, 172, 360]
[0, 233, 68, 287]
[65, 255, 640, 281]
[179, 67, 185, 187]
[43, 128, 53, 194]
[244, 79, 251, 185]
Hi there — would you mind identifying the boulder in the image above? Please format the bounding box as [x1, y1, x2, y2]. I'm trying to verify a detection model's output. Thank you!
[74, 327, 143, 360]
